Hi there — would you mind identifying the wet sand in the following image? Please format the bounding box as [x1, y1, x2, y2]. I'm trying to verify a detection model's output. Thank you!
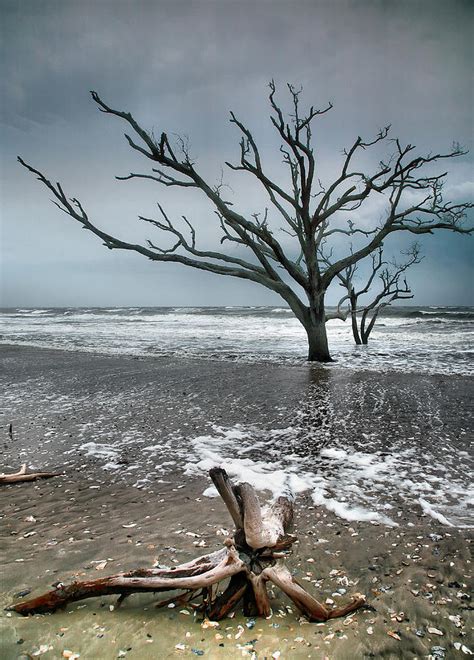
[1, 345, 472, 659]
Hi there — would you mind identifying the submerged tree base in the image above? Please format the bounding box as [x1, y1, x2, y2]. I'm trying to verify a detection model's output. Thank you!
[8, 469, 366, 621]
[307, 352, 334, 363]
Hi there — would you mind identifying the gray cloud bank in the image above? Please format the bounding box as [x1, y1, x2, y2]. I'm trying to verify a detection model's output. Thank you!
[1, 0, 473, 307]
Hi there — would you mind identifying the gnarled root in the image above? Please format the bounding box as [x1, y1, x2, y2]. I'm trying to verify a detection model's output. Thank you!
[8, 544, 244, 616]
[8, 469, 367, 625]
[207, 573, 248, 620]
[264, 563, 366, 621]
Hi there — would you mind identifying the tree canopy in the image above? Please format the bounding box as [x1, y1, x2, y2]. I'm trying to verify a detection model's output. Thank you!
[19, 83, 473, 361]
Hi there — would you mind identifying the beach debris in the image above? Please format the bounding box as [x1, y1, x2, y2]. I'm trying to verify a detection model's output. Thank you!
[454, 643, 473, 654]
[0, 464, 61, 484]
[31, 645, 54, 656]
[448, 614, 463, 627]
[387, 630, 401, 641]
[235, 625, 245, 639]
[429, 646, 446, 659]
[7, 468, 366, 624]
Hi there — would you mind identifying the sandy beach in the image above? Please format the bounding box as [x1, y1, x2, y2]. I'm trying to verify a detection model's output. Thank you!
[1, 345, 472, 659]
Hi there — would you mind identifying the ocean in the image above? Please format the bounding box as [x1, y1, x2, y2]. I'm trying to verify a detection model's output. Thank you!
[1, 305, 473, 376]
[1, 309, 473, 529]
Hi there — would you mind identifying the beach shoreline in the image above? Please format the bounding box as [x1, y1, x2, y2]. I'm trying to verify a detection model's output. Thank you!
[1, 344, 472, 659]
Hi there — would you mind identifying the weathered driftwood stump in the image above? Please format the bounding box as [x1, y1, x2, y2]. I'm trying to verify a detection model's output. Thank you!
[8, 468, 366, 620]
[0, 464, 61, 485]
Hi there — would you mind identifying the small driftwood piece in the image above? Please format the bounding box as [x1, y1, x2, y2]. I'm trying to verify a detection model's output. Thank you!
[8, 468, 366, 620]
[0, 464, 61, 485]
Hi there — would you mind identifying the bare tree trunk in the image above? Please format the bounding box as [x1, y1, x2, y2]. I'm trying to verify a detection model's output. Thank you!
[351, 312, 362, 345]
[304, 302, 332, 362]
[349, 292, 362, 345]
[360, 309, 371, 345]
[306, 323, 331, 362]
[361, 308, 381, 344]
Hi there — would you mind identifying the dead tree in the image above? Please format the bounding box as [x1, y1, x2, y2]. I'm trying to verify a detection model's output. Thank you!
[325, 243, 422, 344]
[0, 464, 61, 484]
[18, 84, 473, 361]
[8, 468, 366, 621]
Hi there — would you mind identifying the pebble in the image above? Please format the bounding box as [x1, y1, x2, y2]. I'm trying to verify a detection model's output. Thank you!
[32, 646, 53, 657]
[448, 614, 463, 627]
[235, 625, 245, 639]
[454, 643, 473, 655]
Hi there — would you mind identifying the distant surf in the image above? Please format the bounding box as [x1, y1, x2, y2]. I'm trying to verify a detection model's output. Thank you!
[1, 305, 473, 376]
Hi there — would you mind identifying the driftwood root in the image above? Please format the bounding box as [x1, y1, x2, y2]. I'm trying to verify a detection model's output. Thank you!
[0, 464, 61, 485]
[8, 468, 366, 623]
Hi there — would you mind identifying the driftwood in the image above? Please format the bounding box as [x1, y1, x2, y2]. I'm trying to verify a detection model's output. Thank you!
[0, 464, 61, 485]
[8, 468, 366, 620]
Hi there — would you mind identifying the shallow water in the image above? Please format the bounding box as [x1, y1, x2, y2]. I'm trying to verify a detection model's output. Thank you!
[1, 346, 473, 659]
[1, 305, 473, 376]
[2, 346, 472, 529]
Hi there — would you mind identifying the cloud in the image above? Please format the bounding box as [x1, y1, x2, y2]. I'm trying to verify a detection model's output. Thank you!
[445, 181, 474, 202]
[1, 0, 473, 306]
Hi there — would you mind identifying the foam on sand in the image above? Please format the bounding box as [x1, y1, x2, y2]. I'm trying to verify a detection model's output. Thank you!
[182, 422, 473, 528]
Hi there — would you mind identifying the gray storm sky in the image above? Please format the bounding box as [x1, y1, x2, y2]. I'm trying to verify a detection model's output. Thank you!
[1, 0, 473, 308]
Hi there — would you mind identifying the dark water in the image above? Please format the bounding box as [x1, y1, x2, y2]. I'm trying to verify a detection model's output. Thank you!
[1, 305, 472, 375]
